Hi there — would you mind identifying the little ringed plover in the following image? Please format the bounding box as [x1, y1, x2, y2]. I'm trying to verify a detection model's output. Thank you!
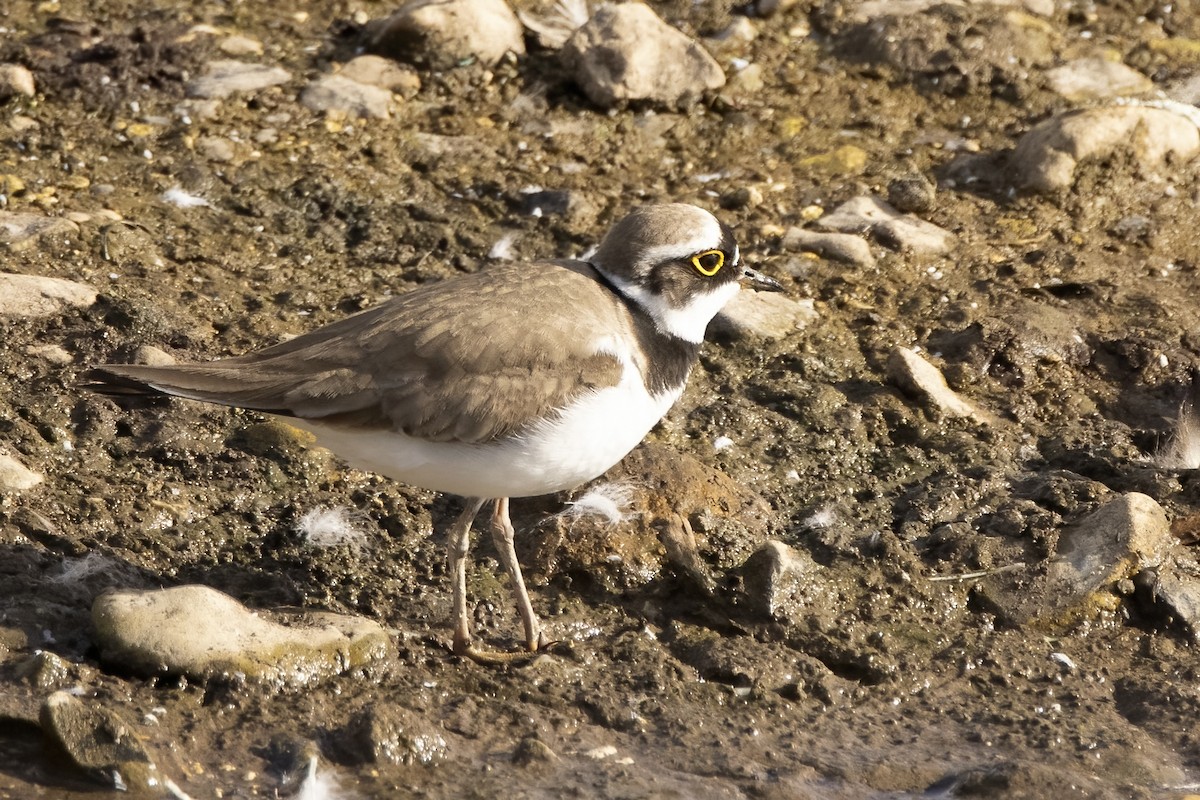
[85, 203, 783, 662]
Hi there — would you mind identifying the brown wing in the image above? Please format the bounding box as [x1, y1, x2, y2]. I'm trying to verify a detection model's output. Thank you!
[84, 260, 631, 444]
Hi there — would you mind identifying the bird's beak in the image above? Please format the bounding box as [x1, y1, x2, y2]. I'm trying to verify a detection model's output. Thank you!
[739, 266, 784, 293]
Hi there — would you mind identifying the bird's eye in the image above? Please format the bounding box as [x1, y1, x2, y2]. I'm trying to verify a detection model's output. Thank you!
[691, 250, 725, 277]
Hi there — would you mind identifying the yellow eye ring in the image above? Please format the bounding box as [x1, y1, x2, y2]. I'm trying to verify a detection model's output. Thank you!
[691, 249, 725, 276]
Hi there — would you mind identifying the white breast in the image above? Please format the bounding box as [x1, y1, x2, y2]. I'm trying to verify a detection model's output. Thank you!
[287, 345, 683, 499]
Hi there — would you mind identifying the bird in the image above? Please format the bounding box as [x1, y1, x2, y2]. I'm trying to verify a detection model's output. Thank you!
[84, 203, 783, 663]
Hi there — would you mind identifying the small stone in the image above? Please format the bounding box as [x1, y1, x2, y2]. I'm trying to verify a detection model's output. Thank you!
[348, 706, 449, 766]
[0, 64, 35, 100]
[16, 651, 70, 690]
[797, 144, 868, 176]
[718, 185, 763, 210]
[91, 585, 390, 686]
[887, 346, 988, 422]
[0, 272, 95, 318]
[517, 0, 590, 50]
[711, 291, 815, 340]
[217, 34, 264, 57]
[740, 541, 834, 624]
[300, 74, 393, 119]
[340, 55, 421, 96]
[0, 212, 80, 252]
[1045, 57, 1153, 101]
[0, 452, 43, 492]
[186, 60, 292, 100]
[781, 227, 875, 267]
[1011, 106, 1200, 194]
[1136, 562, 1200, 640]
[40, 692, 162, 792]
[562, 3, 725, 109]
[513, 736, 559, 765]
[365, 0, 526, 69]
[817, 196, 955, 256]
[196, 135, 236, 162]
[887, 173, 937, 213]
[26, 344, 73, 365]
[132, 345, 176, 366]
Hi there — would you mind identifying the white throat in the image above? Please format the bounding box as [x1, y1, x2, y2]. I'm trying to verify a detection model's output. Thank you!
[600, 271, 742, 343]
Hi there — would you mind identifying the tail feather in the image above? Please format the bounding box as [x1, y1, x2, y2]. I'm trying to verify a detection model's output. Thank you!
[81, 364, 300, 416]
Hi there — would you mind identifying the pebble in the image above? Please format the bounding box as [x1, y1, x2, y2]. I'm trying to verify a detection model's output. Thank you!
[517, 0, 589, 50]
[195, 135, 236, 162]
[886, 173, 937, 213]
[186, 60, 292, 100]
[781, 227, 875, 267]
[561, 3, 725, 108]
[1011, 105, 1200, 194]
[1045, 493, 1173, 617]
[817, 196, 955, 256]
[1045, 57, 1153, 101]
[0, 452, 43, 492]
[364, 0, 526, 69]
[0, 272, 96, 318]
[39, 691, 165, 792]
[0, 64, 35, 99]
[886, 346, 988, 423]
[26, 343, 73, 365]
[91, 585, 390, 687]
[217, 34, 264, 57]
[740, 540, 835, 624]
[340, 55, 422, 97]
[711, 291, 816, 340]
[347, 706, 449, 765]
[0, 212, 80, 252]
[300, 74, 393, 119]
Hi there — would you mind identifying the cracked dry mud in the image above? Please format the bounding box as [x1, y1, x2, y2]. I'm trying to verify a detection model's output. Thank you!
[3, 0, 1200, 797]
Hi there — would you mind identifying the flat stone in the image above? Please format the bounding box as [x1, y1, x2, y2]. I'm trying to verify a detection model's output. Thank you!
[365, 0, 525, 69]
[711, 291, 816, 340]
[91, 585, 390, 687]
[740, 540, 836, 624]
[0, 212, 80, 252]
[217, 34, 264, 57]
[781, 227, 875, 267]
[816, 196, 955, 256]
[300, 74, 393, 119]
[347, 706, 449, 766]
[1045, 57, 1153, 101]
[340, 55, 422, 96]
[1011, 105, 1200, 194]
[196, 135, 236, 162]
[887, 346, 989, 423]
[0, 64, 35, 99]
[0, 452, 42, 492]
[1136, 560, 1200, 641]
[40, 691, 163, 792]
[562, 3, 725, 108]
[1049, 493, 1173, 601]
[186, 60, 292, 99]
[0, 272, 96, 318]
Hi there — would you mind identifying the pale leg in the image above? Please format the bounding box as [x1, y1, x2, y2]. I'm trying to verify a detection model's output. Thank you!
[448, 497, 487, 656]
[489, 497, 545, 652]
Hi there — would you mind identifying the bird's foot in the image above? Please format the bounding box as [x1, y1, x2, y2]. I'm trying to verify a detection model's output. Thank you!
[451, 632, 560, 665]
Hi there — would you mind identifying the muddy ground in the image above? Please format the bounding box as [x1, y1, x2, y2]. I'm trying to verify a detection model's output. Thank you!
[3, 0, 1200, 796]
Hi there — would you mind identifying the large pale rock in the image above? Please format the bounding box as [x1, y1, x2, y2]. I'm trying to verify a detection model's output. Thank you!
[186, 60, 292, 99]
[711, 291, 816, 340]
[1049, 493, 1173, 600]
[781, 227, 875, 267]
[0, 212, 79, 252]
[0, 64, 35, 99]
[0, 272, 96, 318]
[365, 0, 525, 69]
[562, 3, 726, 108]
[1011, 105, 1200, 193]
[92, 585, 390, 687]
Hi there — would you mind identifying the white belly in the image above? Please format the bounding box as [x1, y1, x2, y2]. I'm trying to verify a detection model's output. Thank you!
[287, 368, 682, 499]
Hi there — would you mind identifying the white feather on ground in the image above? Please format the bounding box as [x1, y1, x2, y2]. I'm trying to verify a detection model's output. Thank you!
[560, 482, 638, 526]
[295, 507, 370, 552]
[1158, 403, 1200, 470]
